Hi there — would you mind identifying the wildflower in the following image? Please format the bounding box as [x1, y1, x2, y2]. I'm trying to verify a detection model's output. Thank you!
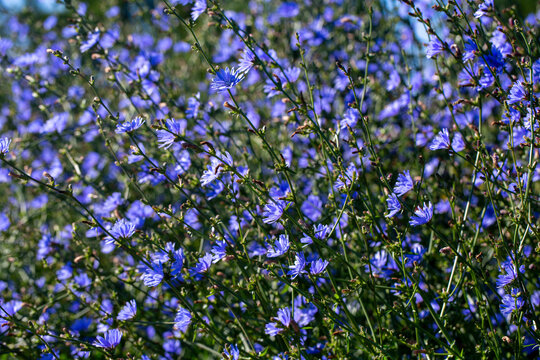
[140, 262, 164, 287]
[429, 128, 451, 150]
[301, 195, 323, 222]
[288, 252, 307, 279]
[110, 219, 136, 239]
[474, 0, 493, 18]
[265, 322, 283, 336]
[223, 343, 240, 360]
[276, 307, 291, 327]
[385, 193, 401, 218]
[200, 151, 233, 186]
[507, 81, 527, 105]
[211, 240, 227, 263]
[426, 38, 443, 59]
[174, 307, 192, 333]
[262, 200, 287, 224]
[393, 170, 414, 197]
[496, 263, 525, 288]
[191, 0, 206, 21]
[94, 329, 122, 349]
[500, 289, 524, 316]
[117, 300, 137, 321]
[80, 31, 100, 53]
[451, 132, 466, 152]
[189, 253, 213, 276]
[310, 258, 329, 275]
[266, 234, 290, 258]
[115, 116, 145, 134]
[238, 48, 256, 74]
[156, 118, 186, 149]
[0, 137, 11, 155]
[210, 67, 244, 93]
[409, 202, 433, 227]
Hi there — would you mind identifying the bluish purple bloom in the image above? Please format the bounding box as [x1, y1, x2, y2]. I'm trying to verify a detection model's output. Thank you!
[110, 219, 136, 239]
[238, 49, 256, 74]
[189, 253, 213, 276]
[211, 240, 227, 263]
[288, 252, 307, 279]
[266, 234, 290, 258]
[0, 300, 23, 319]
[115, 117, 145, 134]
[426, 38, 443, 59]
[117, 300, 137, 321]
[140, 262, 164, 287]
[94, 329, 122, 349]
[301, 195, 323, 222]
[276, 307, 291, 327]
[507, 81, 527, 105]
[385, 193, 401, 218]
[500, 289, 524, 316]
[429, 128, 451, 150]
[210, 67, 244, 93]
[451, 132, 466, 152]
[393, 170, 414, 197]
[265, 322, 283, 336]
[310, 258, 329, 275]
[174, 307, 192, 333]
[0, 137, 11, 155]
[496, 263, 525, 288]
[191, 0, 206, 21]
[223, 343, 240, 360]
[262, 200, 287, 224]
[409, 202, 433, 227]
[156, 118, 186, 149]
[474, 0, 493, 18]
[80, 31, 100, 53]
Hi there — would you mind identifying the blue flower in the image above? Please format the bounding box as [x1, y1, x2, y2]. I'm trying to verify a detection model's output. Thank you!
[80, 31, 100, 53]
[310, 258, 329, 275]
[474, 0, 493, 18]
[426, 38, 443, 59]
[191, 0, 206, 21]
[189, 253, 213, 277]
[385, 193, 401, 218]
[200, 151, 234, 186]
[393, 170, 414, 197]
[496, 263, 525, 288]
[264, 322, 283, 336]
[156, 119, 186, 149]
[409, 202, 433, 227]
[117, 299, 137, 321]
[110, 219, 136, 239]
[429, 128, 451, 150]
[507, 81, 527, 105]
[210, 67, 244, 93]
[174, 307, 192, 333]
[223, 343, 240, 360]
[266, 234, 290, 258]
[211, 240, 227, 263]
[140, 262, 164, 287]
[500, 289, 524, 316]
[0, 137, 11, 156]
[115, 116, 145, 134]
[451, 132, 466, 152]
[301, 195, 323, 222]
[262, 200, 287, 224]
[93, 329, 122, 349]
[287, 252, 307, 279]
[276, 307, 291, 327]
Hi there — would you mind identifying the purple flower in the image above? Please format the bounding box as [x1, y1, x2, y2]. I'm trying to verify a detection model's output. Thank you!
[287, 252, 307, 279]
[0, 137, 11, 155]
[276, 307, 291, 327]
[429, 128, 451, 150]
[385, 193, 401, 218]
[310, 258, 329, 275]
[191, 0, 206, 21]
[174, 307, 192, 333]
[238, 49, 256, 74]
[110, 219, 136, 239]
[115, 117, 145, 134]
[426, 38, 443, 59]
[117, 300, 137, 321]
[266, 234, 290, 258]
[507, 81, 527, 104]
[156, 118, 186, 149]
[200, 151, 233, 186]
[264, 322, 283, 336]
[140, 262, 164, 287]
[0, 300, 23, 319]
[189, 253, 213, 276]
[474, 0, 493, 18]
[223, 343, 239, 360]
[262, 200, 287, 224]
[451, 132, 466, 152]
[211, 240, 227, 263]
[500, 289, 524, 316]
[393, 170, 413, 197]
[80, 31, 100, 53]
[409, 202, 433, 227]
[93, 329, 122, 349]
[210, 67, 244, 93]
[301, 195, 323, 222]
[496, 263, 525, 288]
